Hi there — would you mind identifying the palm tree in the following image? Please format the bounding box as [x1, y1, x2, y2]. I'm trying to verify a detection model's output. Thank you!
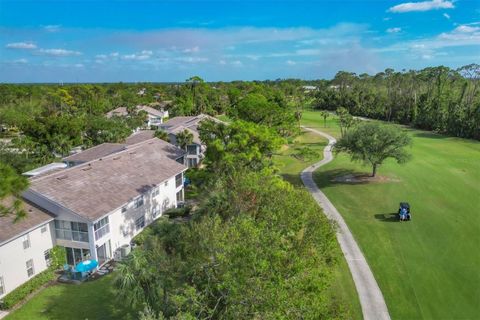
[186, 76, 204, 114]
[320, 110, 330, 127]
[176, 129, 194, 151]
[154, 129, 169, 142]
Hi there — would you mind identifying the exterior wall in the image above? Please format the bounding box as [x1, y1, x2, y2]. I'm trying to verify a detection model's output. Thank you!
[0, 221, 55, 297]
[20, 172, 185, 269]
[23, 190, 97, 264]
[94, 173, 185, 261]
[168, 135, 201, 168]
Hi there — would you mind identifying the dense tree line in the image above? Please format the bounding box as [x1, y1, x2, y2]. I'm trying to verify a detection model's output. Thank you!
[314, 64, 480, 139]
[115, 120, 346, 319]
[0, 79, 302, 174]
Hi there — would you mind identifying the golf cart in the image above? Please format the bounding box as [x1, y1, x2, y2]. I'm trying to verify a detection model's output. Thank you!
[398, 202, 411, 221]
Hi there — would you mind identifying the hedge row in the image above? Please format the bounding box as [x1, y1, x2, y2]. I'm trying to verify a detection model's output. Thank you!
[0, 269, 55, 310]
[0, 246, 66, 310]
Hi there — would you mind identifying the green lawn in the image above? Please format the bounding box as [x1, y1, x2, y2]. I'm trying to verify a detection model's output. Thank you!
[273, 130, 363, 320]
[304, 110, 480, 319]
[215, 114, 232, 123]
[273, 130, 327, 187]
[6, 274, 136, 320]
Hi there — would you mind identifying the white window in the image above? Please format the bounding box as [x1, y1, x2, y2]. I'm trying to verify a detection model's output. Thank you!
[94, 217, 110, 240]
[54, 220, 88, 242]
[152, 187, 159, 197]
[44, 250, 51, 267]
[152, 205, 159, 218]
[175, 173, 183, 188]
[134, 196, 144, 209]
[22, 234, 30, 249]
[135, 215, 145, 230]
[26, 259, 35, 277]
[164, 181, 168, 187]
[121, 206, 127, 213]
[40, 225, 47, 233]
[0, 276, 5, 296]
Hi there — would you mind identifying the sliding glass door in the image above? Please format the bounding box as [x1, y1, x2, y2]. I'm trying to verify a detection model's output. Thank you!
[65, 247, 91, 265]
[96, 240, 112, 265]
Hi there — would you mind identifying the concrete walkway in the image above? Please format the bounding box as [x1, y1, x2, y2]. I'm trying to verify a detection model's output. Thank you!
[300, 127, 391, 320]
[0, 310, 9, 319]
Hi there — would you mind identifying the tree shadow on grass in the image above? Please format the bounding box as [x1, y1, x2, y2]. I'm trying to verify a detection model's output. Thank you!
[374, 213, 399, 223]
[412, 132, 449, 140]
[279, 173, 303, 188]
[313, 169, 370, 189]
[296, 142, 327, 147]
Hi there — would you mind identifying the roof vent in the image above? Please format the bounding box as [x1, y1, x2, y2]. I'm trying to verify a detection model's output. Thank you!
[57, 175, 68, 180]
[113, 156, 121, 160]
[82, 167, 92, 171]
[129, 151, 136, 155]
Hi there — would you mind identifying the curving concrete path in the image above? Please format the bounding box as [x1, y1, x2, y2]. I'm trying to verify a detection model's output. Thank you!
[300, 127, 391, 320]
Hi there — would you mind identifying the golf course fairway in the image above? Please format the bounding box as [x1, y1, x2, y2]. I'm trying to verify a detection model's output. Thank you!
[302, 111, 480, 319]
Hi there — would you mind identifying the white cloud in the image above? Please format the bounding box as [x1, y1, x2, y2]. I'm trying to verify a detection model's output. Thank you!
[374, 23, 480, 62]
[37, 48, 82, 56]
[74, 63, 84, 68]
[13, 58, 28, 64]
[95, 54, 108, 59]
[43, 25, 61, 32]
[121, 50, 153, 61]
[438, 24, 480, 42]
[286, 60, 296, 65]
[443, 13, 450, 19]
[6, 42, 37, 49]
[175, 57, 208, 63]
[387, 27, 402, 33]
[219, 60, 227, 65]
[453, 25, 480, 33]
[110, 52, 119, 57]
[388, 0, 454, 13]
[231, 60, 243, 66]
[122, 54, 150, 60]
[183, 46, 200, 53]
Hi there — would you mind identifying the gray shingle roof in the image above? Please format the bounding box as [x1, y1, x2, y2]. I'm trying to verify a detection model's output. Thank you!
[106, 105, 166, 118]
[30, 139, 187, 221]
[106, 107, 128, 118]
[63, 143, 127, 163]
[125, 130, 155, 145]
[0, 197, 54, 245]
[161, 114, 223, 145]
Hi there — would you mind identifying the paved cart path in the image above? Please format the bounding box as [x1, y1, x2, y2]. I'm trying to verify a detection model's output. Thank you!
[300, 126, 391, 320]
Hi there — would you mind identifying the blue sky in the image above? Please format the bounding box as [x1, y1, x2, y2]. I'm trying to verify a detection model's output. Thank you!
[0, 0, 479, 82]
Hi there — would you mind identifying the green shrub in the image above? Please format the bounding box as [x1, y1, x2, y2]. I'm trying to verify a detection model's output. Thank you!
[0, 269, 56, 310]
[164, 206, 191, 219]
[132, 225, 155, 245]
[50, 245, 67, 269]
